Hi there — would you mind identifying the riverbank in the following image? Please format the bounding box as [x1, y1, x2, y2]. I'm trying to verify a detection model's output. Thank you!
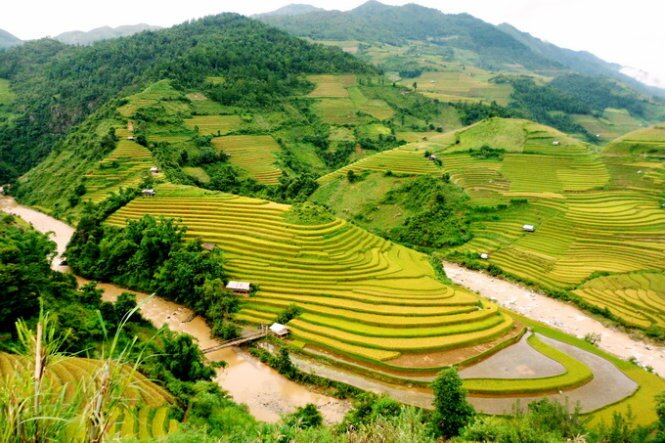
[2, 195, 662, 420]
[443, 262, 665, 377]
[0, 196, 350, 424]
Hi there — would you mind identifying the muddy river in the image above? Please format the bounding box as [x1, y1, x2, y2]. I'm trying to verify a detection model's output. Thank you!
[0, 197, 349, 423]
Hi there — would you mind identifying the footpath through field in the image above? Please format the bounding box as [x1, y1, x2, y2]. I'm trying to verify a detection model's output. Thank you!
[443, 262, 665, 377]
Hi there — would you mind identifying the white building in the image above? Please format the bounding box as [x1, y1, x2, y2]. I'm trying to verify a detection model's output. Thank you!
[269, 323, 289, 337]
[226, 281, 251, 295]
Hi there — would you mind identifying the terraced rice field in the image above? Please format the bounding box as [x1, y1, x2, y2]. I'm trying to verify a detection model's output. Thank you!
[307, 74, 356, 97]
[574, 273, 665, 329]
[308, 74, 393, 123]
[326, 119, 664, 330]
[398, 70, 513, 106]
[0, 352, 178, 440]
[318, 148, 441, 185]
[212, 135, 282, 185]
[107, 187, 521, 371]
[573, 108, 643, 141]
[117, 80, 188, 118]
[84, 140, 155, 202]
[185, 115, 244, 136]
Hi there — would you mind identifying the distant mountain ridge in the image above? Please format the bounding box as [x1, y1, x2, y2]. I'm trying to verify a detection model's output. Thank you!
[0, 28, 22, 49]
[255, 4, 325, 17]
[259, 1, 558, 71]
[55, 24, 162, 45]
[259, 1, 664, 95]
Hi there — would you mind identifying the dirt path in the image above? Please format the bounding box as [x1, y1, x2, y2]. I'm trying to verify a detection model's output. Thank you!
[444, 262, 665, 377]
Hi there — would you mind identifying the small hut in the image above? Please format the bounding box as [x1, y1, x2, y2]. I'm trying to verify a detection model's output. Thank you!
[226, 281, 251, 296]
[479, 252, 489, 260]
[522, 224, 536, 232]
[127, 136, 135, 141]
[149, 167, 160, 174]
[551, 140, 560, 146]
[142, 189, 156, 197]
[269, 323, 289, 337]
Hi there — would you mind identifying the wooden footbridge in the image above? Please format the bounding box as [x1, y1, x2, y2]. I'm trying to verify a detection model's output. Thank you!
[201, 325, 268, 354]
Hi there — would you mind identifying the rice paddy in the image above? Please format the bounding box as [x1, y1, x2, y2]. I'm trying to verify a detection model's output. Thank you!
[212, 135, 282, 184]
[316, 118, 665, 331]
[398, 69, 513, 106]
[308, 74, 393, 123]
[107, 185, 524, 371]
[185, 115, 245, 136]
[0, 352, 178, 440]
[102, 184, 644, 405]
[83, 139, 155, 202]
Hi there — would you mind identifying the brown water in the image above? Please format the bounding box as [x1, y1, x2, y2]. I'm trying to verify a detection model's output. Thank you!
[0, 197, 349, 423]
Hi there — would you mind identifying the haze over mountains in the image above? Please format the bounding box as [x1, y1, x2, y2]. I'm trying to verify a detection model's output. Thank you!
[0, 23, 160, 47]
[257, 1, 664, 95]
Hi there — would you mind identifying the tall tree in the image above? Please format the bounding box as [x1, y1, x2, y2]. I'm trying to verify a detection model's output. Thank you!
[431, 367, 475, 439]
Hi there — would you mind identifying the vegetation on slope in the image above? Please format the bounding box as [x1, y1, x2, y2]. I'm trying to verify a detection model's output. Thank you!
[0, 13, 370, 182]
[312, 117, 665, 338]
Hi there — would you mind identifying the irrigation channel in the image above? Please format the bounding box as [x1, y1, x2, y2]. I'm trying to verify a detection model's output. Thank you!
[0, 196, 660, 417]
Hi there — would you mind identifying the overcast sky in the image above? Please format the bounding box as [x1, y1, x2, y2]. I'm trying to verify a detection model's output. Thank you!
[3, 1, 665, 84]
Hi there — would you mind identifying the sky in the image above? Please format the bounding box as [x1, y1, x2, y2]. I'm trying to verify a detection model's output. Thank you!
[3, 0, 665, 86]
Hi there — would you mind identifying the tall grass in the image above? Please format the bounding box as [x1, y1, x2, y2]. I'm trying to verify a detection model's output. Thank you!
[0, 304, 150, 443]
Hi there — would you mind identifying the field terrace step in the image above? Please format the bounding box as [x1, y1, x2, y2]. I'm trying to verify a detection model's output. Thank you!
[110, 191, 516, 366]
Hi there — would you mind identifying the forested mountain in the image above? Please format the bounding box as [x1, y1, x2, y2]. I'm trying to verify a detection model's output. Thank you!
[498, 23, 665, 98]
[55, 24, 162, 45]
[259, 0, 557, 71]
[258, 1, 665, 137]
[0, 29, 21, 48]
[0, 14, 369, 182]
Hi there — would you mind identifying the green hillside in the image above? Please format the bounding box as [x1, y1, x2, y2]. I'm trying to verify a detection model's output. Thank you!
[0, 14, 369, 183]
[312, 118, 665, 335]
[260, 1, 665, 140]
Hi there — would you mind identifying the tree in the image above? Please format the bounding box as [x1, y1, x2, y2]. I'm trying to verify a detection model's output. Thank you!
[431, 367, 475, 439]
[657, 392, 665, 432]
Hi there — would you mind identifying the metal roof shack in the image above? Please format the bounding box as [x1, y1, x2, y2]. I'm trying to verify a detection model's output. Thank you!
[479, 252, 489, 260]
[522, 224, 536, 232]
[226, 281, 251, 295]
[269, 323, 289, 337]
[149, 167, 160, 173]
[141, 189, 156, 197]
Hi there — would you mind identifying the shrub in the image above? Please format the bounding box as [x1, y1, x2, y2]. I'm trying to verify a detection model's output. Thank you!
[276, 304, 304, 324]
[431, 367, 474, 439]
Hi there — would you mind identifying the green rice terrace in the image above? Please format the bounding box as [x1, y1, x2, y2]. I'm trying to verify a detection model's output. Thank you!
[313, 118, 665, 333]
[102, 184, 665, 420]
[0, 352, 178, 440]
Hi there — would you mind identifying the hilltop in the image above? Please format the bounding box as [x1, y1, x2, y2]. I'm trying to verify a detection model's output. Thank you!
[0, 28, 21, 48]
[55, 23, 162, 45]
